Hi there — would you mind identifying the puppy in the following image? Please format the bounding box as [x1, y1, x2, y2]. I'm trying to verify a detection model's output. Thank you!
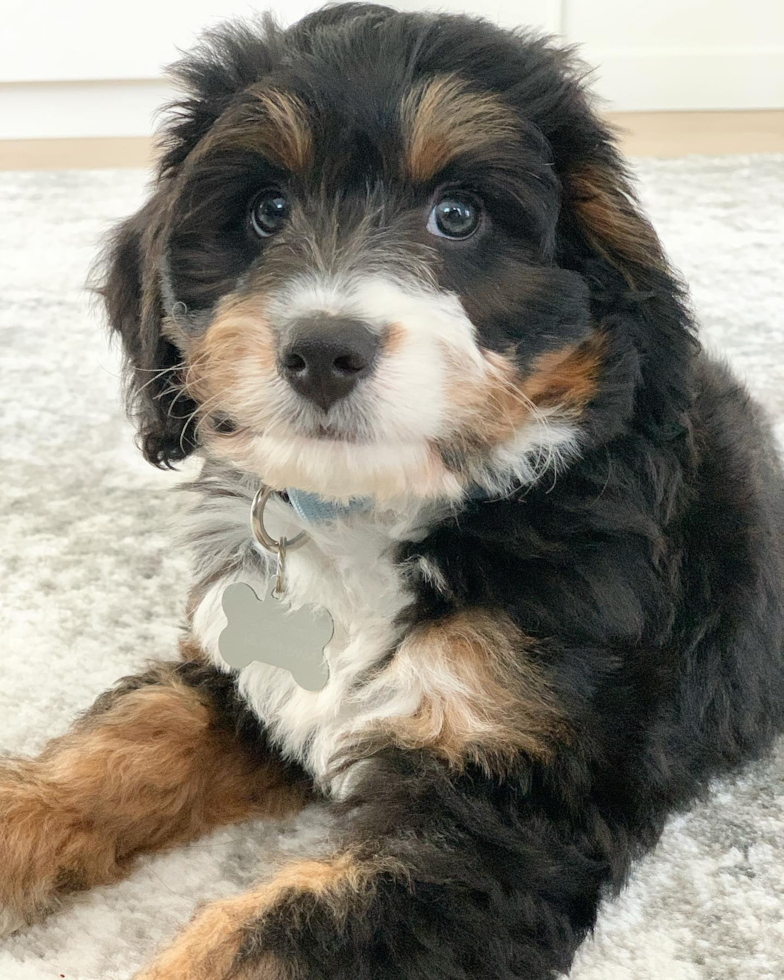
[2, 5, 783, 978]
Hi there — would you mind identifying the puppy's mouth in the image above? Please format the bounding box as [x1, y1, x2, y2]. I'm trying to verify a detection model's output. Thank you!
[209, 412, 365, 444]
[314, 423, 360, 442]
[202, 400, 458, 504]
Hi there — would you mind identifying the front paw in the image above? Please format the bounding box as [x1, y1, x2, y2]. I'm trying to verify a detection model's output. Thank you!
[134, 854, 371, 980]
[0, 759, 109, 933]
[133, 892, 289, 980]
[0, 762, 59, 932]
[0, 904, 28, 939]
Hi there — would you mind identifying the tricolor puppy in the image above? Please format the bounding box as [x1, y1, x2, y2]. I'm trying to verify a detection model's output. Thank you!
[2, 5, 783, 978]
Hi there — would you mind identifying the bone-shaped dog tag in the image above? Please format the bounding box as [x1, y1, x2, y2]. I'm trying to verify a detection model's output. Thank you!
[218, 581, 333, 691]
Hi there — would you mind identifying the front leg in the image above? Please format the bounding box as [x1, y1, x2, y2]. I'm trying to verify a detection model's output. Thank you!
[136, 752, 612, 980]
[0, 653, 310, 933]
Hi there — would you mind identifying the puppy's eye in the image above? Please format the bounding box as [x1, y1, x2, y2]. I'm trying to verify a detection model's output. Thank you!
[250, 189, 289, 237]
[427, 195, 481, 240]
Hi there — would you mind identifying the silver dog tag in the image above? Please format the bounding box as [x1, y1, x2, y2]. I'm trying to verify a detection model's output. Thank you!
[218, 578, 333, 691]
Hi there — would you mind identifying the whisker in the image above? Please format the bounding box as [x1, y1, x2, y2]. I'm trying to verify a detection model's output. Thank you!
[133, 362, 188, 398]
[175, 389, 233, 455]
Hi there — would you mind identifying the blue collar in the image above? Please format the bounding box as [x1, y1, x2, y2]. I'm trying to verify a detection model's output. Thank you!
[285, 484, 494, 525]
[285, 488, 371, 524]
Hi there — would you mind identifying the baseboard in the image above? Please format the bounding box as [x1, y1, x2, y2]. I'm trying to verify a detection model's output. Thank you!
[0, 136, 153, 170]
[1, 112, 782, 171]
[606, 110, 784, 157]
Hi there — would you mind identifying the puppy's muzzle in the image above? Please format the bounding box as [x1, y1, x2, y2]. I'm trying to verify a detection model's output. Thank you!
[278, 316, 379, 412]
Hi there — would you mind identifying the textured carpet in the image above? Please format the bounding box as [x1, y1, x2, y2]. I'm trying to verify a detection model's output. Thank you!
[1, 155, 783, 980]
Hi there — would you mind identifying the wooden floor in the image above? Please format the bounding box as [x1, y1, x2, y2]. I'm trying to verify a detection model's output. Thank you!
[0, 111, 782, 170]
[608, 110, 784, 157]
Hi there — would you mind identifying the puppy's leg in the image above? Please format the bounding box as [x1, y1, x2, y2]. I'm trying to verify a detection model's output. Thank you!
[134, 752, 611, 980]
[0, 655, 311, 932]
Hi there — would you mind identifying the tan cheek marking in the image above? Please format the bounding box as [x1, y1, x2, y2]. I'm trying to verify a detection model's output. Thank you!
[520, 333, 605, 411]
[401, 74, 518, 183]
[0, 659, 308, 924]
[134, 853, 404, 980]
[186, 294, 278, 423]
[436, 349, 533, 454]
[371, 610, 568, 773]
[436, 333, 604, 464]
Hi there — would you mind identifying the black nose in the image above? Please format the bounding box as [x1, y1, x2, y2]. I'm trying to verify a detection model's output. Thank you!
[279, 317, 379, 412]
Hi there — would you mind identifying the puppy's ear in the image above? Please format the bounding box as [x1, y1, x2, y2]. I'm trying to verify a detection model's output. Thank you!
[99, 196, 198, 467]
[554, 125, 697, 435]
[559, 145, 669, 293]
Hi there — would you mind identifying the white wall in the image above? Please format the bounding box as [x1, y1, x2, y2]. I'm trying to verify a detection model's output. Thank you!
[565, 0, 784, 113]
[0, 0, 782, 139]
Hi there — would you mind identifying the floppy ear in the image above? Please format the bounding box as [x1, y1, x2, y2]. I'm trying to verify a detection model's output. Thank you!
[566, 158, 668, 289]
[100, 16, 291, 466]
[555, 131, 698, 436]
[99, 197, 198, 467]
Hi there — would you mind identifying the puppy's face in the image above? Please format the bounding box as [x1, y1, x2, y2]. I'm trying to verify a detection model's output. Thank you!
[104, 8, 664, 502]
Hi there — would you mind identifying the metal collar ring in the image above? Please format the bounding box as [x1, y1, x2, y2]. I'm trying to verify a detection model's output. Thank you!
[250, 485, 309, 555]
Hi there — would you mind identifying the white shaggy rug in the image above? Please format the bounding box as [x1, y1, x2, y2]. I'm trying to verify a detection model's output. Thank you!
[1, 155, 783, 980]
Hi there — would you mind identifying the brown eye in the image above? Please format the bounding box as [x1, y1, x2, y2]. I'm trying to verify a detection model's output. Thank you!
[427, 195, 481, 240]
[250, 189, 289, 237]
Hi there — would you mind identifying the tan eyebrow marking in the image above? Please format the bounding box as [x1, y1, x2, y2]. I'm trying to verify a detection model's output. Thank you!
[252, 89, 314, 173]
[400, 73, 519, 182]
[193, 87, 314, 174]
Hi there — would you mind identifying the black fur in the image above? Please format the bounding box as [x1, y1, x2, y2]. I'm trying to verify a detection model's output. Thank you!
[96, 5, 784, 977]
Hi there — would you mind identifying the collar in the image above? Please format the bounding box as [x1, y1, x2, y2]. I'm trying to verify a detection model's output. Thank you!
[285, 488, 372, 524]
[284, 484, 496, 526]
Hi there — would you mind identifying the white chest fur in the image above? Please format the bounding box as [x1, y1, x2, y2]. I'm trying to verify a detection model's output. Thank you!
[190, 493, 433, 790]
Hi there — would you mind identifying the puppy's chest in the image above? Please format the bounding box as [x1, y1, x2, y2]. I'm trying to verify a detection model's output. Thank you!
[192, 510, 416, 786]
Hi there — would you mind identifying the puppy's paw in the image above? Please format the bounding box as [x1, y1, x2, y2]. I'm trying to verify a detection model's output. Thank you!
[0, 760, 101, 933]
[0, 904, 28, 939]
[132, 896, 284, 980]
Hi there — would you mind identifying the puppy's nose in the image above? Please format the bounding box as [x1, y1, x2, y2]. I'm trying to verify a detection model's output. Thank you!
[279, 317, 379, 412]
